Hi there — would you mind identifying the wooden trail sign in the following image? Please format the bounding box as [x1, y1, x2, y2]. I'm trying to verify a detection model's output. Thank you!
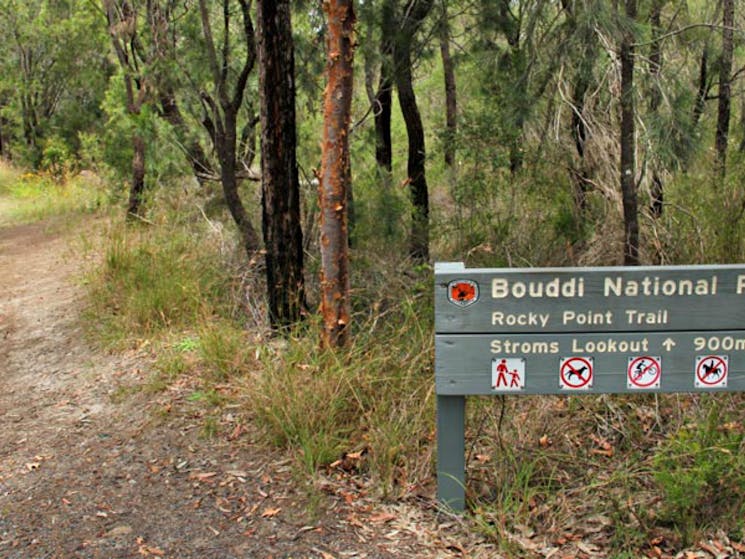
[434, 262, 745, 511]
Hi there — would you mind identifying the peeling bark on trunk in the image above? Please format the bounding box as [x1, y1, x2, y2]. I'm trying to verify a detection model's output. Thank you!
[319, 0, 355, 348]
[620, 0, 639, 265]
[439, 16, 457, 168]
[257, 0, 306, 329]
[715, 0, 734, 176]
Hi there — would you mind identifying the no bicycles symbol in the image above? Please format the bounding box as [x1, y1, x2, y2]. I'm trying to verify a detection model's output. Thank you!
[559, 356, 593, 390]
[627, 356, 662, 389]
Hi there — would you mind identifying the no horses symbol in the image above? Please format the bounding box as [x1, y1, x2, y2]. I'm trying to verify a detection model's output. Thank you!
[695, 355, 728, 388]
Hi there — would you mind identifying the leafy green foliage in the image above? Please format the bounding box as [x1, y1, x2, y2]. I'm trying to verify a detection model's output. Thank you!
[0, 0, 109, 166]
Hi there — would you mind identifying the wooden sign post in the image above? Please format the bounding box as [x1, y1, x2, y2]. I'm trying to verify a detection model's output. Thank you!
[434, 262, 745, 511]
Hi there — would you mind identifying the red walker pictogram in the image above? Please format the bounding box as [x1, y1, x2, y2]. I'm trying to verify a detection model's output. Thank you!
[492, 358, 525, 392]
[695, 355, 728, 388]
[627, 356, 662, 389]
[560, 356, 593, 390]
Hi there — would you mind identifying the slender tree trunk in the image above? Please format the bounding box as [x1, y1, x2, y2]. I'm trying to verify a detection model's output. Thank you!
[197, 0, 261, 254]
[739, 92, 745, 153]
[395, 37, 429, 261]
[570, 62, 592, 213]
[219, 112, 260, 252]
[257, 0, 306, 329]
[159, 91, 212, 184]
[692, 46, 709, 129]
[439, 15, 457, 168]
[127, 133, 147, 219]
[319, 0, 354, 348]
[563, 0, 594, 215]
[620, 0, 639, 265]
[394, 0, 434, 261]
[374, 0, 394, 173]
[649, 0, 663, 218]
[715, 0, 734, 176]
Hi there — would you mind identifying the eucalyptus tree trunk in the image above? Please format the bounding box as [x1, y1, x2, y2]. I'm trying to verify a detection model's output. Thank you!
[127, 133, 146, 218]
[198, 0, 260, 253]
[439, 14, 457, 168]
[159, 91, 212, 185]
[620, 0, 639, 265]
[563, 0, 596, 215]
[319, 0, 355, 348]
[103, 0, 148, 220]
[648, 0, 664, 218]
[374, 0, 395, 173]
[395, 0, 434, 261]
[257, 0, 306, 329]
[715, 0, 734, 176]
[147, 2, 213, 186]
[692, 46, 709, 129]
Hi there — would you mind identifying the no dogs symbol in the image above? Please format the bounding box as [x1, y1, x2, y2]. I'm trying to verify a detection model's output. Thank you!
[560, 356, 593, 390]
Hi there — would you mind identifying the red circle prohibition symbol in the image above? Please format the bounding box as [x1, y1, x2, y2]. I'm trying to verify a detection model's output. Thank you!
[628, 356, 661, 388]
[696, 355, 728, 386]
[560, 357, 593, 388]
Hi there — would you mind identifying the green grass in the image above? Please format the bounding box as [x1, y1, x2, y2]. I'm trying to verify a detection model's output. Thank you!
[0, 163, 108, 225]
[84, 220, 239, 347]
[245, 297, 434, 488]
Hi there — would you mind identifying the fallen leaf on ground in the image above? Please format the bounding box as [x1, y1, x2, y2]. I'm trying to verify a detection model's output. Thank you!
[261, 507, 281, 518]
[369, 512, 397, 524]
[189, 471, 217, 482]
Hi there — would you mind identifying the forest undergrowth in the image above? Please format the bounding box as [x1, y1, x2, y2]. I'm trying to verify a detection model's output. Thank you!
[4, 162, 745, 556]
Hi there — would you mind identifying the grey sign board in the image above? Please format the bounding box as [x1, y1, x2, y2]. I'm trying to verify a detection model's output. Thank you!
[436, 263, 745, 334]
[433, 262, 745, 512]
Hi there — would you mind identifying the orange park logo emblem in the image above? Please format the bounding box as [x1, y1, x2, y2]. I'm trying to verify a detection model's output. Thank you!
[447, 279, 479, 307]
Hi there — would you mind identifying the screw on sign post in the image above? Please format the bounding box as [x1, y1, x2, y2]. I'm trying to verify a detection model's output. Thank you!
[559, 357, 593, 390]
[695, 355, 728, 388]
[627, 356, 662, 389]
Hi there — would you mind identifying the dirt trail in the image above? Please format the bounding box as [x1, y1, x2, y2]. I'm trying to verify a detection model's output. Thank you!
[0, 216, 457, 559]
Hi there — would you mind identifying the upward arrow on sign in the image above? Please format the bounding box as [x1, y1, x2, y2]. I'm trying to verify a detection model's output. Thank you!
[662, 338, 676, 352]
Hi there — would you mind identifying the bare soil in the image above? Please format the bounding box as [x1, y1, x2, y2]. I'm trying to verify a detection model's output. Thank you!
[0, 216, 469, 559]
